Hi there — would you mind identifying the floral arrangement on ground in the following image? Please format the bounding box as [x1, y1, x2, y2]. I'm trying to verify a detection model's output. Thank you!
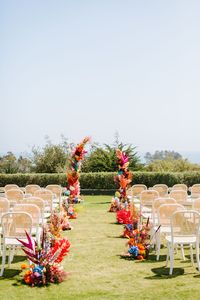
[18, 222, 70, 286]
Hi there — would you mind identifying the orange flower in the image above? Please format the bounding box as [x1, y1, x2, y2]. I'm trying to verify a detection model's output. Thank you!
[25, 270, 32, 276]
[24, 275, 31, 284]
[137, 243, 145, 250]
[137, 255, 144, 260]
[21, 263, 28, 269]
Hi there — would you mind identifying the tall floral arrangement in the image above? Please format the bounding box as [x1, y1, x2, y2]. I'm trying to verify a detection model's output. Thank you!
[109, 149, 132, 212]
[65, 137, 90, 203]
[115, 149, 132, 200]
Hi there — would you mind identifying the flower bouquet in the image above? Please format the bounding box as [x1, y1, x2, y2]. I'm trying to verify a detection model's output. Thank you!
[121, 218, 152, 260]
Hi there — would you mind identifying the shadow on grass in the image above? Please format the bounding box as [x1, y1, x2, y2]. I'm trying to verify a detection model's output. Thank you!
[145, 266, 185, 279]
[193, 271, 200, 278]
[106, 234, 125, 239]
[0, 255, 26, 264]
[145, 254, 167, 263]
[0, 268, 21, 279]
[118, 254, 135, 261]
[95, 202, 111, 204]
[110, 222, 123, 225]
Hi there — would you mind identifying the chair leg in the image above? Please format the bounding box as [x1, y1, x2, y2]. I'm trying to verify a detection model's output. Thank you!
[8, 246, 12, 268]
[190, 244, 194, 266]
[180, 244, 185, 261]
[196, 242, 200, 272]
[166, 242, 169, 267]
[0, 242, 6, 276]
[10, 246, 15, 263]
[169, 243, 174, 275]
[156, 232, 161, 261]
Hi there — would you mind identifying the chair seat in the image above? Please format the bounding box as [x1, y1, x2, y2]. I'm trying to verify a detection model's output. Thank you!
[4, 237, 29, 246]
[165, 235, 197, 244]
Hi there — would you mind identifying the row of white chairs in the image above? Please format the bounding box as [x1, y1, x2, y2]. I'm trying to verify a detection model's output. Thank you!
[2, 184, 62, 195]
[128, 183, 200, 198]
[1, 184, 62, 204]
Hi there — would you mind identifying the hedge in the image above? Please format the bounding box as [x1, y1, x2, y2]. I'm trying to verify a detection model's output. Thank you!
[1, 172, 200, 194]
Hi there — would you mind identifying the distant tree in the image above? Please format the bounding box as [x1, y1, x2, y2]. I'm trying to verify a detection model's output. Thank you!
[32, 137, 71, 173]
[145, 150, 182, 163]
[145, 158, 200, 172]
[0, 152, 19, 173]
[17, 155, 33, 173]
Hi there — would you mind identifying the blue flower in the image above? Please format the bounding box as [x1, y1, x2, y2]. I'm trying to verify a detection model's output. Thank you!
[125, 224, 133, 231]
[128, 246, 139, 257]
[33, 265, 44, 276]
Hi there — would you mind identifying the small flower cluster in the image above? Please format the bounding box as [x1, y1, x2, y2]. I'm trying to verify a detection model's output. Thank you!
[122, 219, 151, 260]
[117, 202, 140, 226]
[62, 199, 77, 219]
[49, 211, 72, 234]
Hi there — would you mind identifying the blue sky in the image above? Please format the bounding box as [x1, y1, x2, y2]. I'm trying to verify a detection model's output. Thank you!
[1, 0, 200, 160]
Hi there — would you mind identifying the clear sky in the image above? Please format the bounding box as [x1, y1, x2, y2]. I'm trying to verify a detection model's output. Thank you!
[1, 0, 200, 158]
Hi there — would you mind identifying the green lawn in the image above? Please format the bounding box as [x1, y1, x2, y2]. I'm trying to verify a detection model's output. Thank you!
[0, 196, 200, 300]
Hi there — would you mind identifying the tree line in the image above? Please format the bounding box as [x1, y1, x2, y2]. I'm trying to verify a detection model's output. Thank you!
[1, 138, 200, 173]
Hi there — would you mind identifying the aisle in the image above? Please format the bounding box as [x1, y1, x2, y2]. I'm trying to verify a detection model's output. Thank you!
[64, 195, 127, 298]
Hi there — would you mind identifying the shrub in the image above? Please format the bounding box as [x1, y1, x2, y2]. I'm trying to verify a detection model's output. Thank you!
[1, 172, 200, 194]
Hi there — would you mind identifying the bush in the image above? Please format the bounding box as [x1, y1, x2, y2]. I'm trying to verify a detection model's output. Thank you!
[145, 158, 200, 172]
[1, 172, 200, 194]
[0, 173, 66, 187]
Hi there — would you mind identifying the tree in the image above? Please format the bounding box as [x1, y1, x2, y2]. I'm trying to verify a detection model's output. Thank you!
[144, 150, 182, 163]
[32, 138, 70, 173]
[145, 158, 200, 172]
[17, 155, 33, 173]
[82, 141, 141, 172]
[0, 152, 19, 173]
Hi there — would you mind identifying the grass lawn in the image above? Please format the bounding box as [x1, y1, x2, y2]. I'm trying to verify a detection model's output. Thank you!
[0, 195, 200, 300]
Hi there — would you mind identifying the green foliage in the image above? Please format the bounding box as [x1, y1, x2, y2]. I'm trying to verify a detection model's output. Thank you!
[145, 158, 200, 172]
[1, 171, 200, 191]
[0, 152, 32, 174]
[32, 140, 70, 173]
[82, 142, 141, 172]
[0, 173, 66, 187]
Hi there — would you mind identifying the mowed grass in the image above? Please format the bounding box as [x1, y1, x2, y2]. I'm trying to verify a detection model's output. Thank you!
[0, 195, 200, 300]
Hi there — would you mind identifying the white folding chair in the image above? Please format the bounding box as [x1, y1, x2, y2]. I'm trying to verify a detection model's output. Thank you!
[5, 189, 24, 206]
[152, 184, 169, 197]
[165, 210, 200, 275]
[25, 184, 41, 196]
[156, 203, 185, 261]
[34, 189, 54, 213]
[13, 204, 41, 240]
[0, 212, 33, 276]
[46, 184, 62, 208]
